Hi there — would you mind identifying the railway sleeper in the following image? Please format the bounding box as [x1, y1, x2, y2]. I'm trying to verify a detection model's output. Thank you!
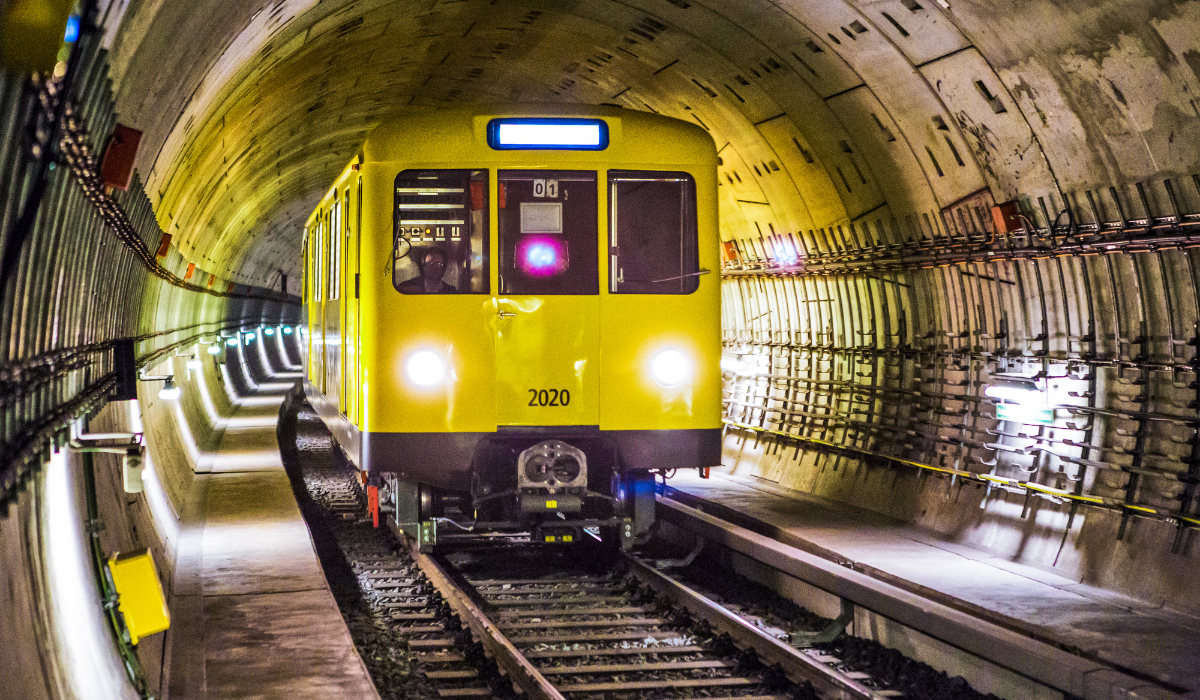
[520, 646, 707, 659]
[537, 659, 737, 674]
[497, 617, 666, 630]
[508, 631, 688, 644]
[490, 605, 654, 617]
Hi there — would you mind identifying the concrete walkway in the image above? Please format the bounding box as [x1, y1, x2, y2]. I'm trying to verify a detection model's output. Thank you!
[664, 468, 1200, 694]
[165, 339, 378, 700]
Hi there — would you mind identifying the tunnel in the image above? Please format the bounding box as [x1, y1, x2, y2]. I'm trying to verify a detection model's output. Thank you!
[3, 1, 1200, 698]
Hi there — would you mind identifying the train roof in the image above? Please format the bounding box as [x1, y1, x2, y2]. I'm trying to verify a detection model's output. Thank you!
[360, 104, 718, 167]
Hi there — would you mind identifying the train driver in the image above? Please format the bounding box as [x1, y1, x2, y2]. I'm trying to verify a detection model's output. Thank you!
[398, 248, 457, 293]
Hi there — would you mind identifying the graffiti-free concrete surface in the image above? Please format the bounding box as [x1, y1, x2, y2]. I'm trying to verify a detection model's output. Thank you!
[665, 468, 1200, 692]
[165, 354, 378, 700]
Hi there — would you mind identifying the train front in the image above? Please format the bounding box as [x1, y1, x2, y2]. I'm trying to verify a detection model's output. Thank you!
[360, 107, 722, 550]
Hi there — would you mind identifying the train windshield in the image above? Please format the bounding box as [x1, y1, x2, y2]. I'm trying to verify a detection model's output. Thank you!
[497, 170, 598, 295]
[393, 170, 489, 294]
[608, 171, 699, 294]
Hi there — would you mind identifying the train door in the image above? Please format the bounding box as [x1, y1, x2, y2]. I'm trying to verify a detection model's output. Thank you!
[317, 214, 327, 394]
[301, 232, 311, 378]
[340, 188, 350, 415]
[325, 204, 341, 408]
[493, 170, 600, 426]
[347, 178, 361, 425]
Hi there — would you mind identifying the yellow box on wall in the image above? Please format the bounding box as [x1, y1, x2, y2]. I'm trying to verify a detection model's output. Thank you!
[107, 550, 170, 645]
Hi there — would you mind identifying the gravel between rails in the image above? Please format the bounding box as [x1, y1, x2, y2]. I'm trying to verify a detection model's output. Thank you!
[278, 391, 512, 700]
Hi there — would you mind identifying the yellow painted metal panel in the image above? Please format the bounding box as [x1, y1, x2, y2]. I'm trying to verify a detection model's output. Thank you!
[494, 295, 600, 426]
[368, 293, 497, 433]
[106, 550, 170, 645]
[599, 294, 722, 430]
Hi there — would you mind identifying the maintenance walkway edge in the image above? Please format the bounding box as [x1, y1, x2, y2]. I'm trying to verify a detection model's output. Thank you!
[163, 333, 379, 700]
[661, 471, 1200, 700]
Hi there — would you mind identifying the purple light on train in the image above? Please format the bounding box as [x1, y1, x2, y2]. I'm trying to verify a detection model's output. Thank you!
[516, 236, 568, 277]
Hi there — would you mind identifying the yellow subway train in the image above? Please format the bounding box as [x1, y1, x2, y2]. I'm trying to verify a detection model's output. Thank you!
[301, 105, 720, 549]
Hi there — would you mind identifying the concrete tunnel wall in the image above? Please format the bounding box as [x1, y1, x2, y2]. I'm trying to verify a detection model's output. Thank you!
[0, 324, 299, 699]
[4, 0, 1200, 697]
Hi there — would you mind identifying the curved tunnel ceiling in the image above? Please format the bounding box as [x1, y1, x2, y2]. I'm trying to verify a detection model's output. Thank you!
[104, 0, 1200, 290]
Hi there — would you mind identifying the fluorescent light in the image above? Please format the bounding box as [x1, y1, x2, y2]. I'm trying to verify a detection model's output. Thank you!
[996, 404, 1054, 425]
[488, 118, 608, 150]
[983, 385, 1041, 404]
[499, 123, 599, 146]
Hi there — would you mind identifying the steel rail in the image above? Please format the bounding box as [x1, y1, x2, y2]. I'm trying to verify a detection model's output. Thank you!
[623, 554, 883, 700]
[655, 495, 1183, 700]
[405, 538, 566, 700]
[405, 534, 905, 700]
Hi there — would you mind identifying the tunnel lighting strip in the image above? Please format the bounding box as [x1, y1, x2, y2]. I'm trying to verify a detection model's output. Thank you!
[0, 319, 235, 392]
[722, 419, 1200, 529]
[722, 359, 1200, 428]
[1, 322, 263, 503]
[723, 374, 1200, 472]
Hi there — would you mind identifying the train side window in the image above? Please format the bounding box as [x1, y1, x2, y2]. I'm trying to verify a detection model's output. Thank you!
[608, 171, 699, 294]
[315, 218, 325, 301]
[497, 170, 597, 295]
[393, 169, 489, 294]
[330, 200, 341, 301]
[302, 234, 310, 302]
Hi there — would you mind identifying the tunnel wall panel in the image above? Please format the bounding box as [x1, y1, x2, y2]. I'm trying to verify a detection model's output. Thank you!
[1, 27, 297, 700]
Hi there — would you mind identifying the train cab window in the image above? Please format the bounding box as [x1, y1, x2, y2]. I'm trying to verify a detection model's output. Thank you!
[498, 170, 597, 295]
[608, 171, 699, 294]
[393, 170, 489, 294]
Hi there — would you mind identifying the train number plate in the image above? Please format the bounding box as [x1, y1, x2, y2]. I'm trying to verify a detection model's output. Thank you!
[528, 389, 570, 407]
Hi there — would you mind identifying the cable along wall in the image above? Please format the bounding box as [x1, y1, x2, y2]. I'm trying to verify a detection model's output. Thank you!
[0, 29, 297, 509]
[720, 184, 1200, 570]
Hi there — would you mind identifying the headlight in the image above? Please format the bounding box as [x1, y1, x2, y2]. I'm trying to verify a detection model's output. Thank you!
[406, 351, 446, 387]
[650, 348, 689, 387]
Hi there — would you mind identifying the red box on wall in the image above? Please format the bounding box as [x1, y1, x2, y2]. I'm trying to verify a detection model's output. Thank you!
[991, 201, 1022, 234]
[101, 124, 143, 191]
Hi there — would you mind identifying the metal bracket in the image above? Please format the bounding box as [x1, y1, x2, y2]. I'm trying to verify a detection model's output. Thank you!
[651, 537, 706, 570]
[790, 597, 854, 648]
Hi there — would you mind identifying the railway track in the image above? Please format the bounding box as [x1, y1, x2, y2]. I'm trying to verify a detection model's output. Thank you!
[282, 398, 997, 700]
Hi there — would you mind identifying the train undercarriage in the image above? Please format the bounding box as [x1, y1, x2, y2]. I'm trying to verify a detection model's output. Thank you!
[371, 434, 659, 552]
